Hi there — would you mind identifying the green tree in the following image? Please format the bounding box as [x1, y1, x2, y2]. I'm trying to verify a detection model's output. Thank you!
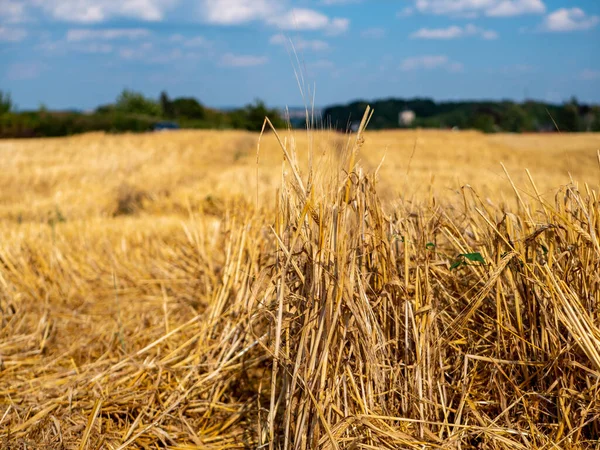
[498, 103, 534, 132]
[0, 90, 13, 114]
[557, 99, 581, 132]
[471, 113, 495, 133]
[159, 91, 174, 118]
[115, 89, 161, 117]
[171, 97, 205, 120]
[243, 99, 286, 131]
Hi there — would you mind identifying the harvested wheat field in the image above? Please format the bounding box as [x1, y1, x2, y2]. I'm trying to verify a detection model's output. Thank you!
[1, 119, 600, 449]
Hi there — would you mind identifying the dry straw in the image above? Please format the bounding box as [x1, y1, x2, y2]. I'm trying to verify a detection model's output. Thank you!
[0, 113, 599, 449]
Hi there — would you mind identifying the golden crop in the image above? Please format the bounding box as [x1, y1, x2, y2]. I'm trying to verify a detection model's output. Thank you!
[0, 126, 599, 448]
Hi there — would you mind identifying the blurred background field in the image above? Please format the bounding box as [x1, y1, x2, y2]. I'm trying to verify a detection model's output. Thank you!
[1, 129, 598, 223]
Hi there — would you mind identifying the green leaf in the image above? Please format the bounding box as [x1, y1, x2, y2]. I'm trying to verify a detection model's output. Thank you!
[460, 252, 486, 264]
[426, 242, 436, 250]
[540, 244, 548, 256]
[450, 260, 464, 270]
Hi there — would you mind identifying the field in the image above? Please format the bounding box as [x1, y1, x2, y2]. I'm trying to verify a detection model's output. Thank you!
[1, 125, 599, 449]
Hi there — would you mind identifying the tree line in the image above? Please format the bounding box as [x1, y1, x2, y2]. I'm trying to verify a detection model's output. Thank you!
[321, 97, 600, 133]
[0, 89, 286, 138]
[1, 89, 599, 138]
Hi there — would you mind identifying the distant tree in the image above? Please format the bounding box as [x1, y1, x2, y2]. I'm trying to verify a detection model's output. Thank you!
[590, 106, 600, 132]
[0, 90, 13, 114]
[115, 89, 161, 117]
[557, 98, 581, 132]
[95, 104, 116, 114]
[159, 91, 174, 118]
[243, 99, 286, 131]
[471, 113, 495, 133]
[498, 103, 533, 132]
[171, 97, 205, 120]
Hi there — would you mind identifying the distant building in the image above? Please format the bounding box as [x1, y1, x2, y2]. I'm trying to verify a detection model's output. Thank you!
[399, 110, 416, 127]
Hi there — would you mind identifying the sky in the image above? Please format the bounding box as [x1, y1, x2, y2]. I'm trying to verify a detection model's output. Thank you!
[0, 0, 599, 110]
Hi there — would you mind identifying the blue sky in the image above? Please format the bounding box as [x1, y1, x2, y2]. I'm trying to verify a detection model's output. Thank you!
[1, 0, 599, 110]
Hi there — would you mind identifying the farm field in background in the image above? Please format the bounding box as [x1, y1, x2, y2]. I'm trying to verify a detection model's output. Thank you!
[1, 128, 599, 449]
[1, 130, 598, 222]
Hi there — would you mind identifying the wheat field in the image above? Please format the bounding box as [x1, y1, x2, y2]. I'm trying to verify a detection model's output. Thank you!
[1, 124, 599, 449]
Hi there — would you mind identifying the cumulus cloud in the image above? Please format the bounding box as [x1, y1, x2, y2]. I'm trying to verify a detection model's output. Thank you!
[29, 0, 176, 23]
[169, 35, 211, 48]
[487, 0, 545, 17]
[542, 8, 599, 32]
[0, 0, 26, 23]
[66, 28, 151, 42]
[267, 8, 349, 34]
[168, 34, 211, 47]
[400, 55, 463, 72]
[219, 53, 268, 67]
[0, 26, 27, 42]
[200, 1, 349, 34]
[411, 24, 498, 39]
[269, 34, 330, 51]
[200, 0, 277, 25]
[413, 0, 545, 18]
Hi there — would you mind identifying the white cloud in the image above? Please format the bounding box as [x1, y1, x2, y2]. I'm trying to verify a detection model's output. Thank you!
[269, 33, 330, 51]
[486, 0, 544, 17]
[268, 8, 349, 34]
[119, 44, 201, 64]
[36, 38, 117, 55]
[413, 0, 545, 18]
[219, 53, 268, 67]
[183, 36, 211, 47]
[201, 0, 278, 25]
[119, 48, 137, 59]
[268, 8, 329, 30]
[78, 43, 113, 53]
[411, 24, 498, 39]
[326, 18, 350, 35]
[481, 30, 498, 39]
[200, 1, 349, 34]
[30, 0, 176, 23]
[400, 55, 463, 72]
[0, 26, 27, 42]
[168, 34, 212, 49]
[66, 28, 151, 42]
[0, 0, 26, 23]
[320, 0, 361, 4]
[411, 25, 462, 39]
[542, 8, 599, 32]
[361, 27, 386, 39]
[580, 69, 600, 81]
[6, 62, 46, 80]
[397, 7, 414, 18]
